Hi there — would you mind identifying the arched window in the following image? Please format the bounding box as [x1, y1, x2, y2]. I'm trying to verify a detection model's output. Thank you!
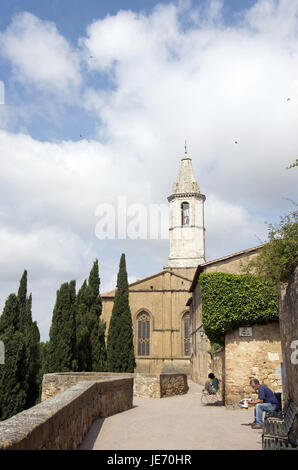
[137, 311, 150, 356]
[182, 312, 191, 356]
[181, 202, 190, 226]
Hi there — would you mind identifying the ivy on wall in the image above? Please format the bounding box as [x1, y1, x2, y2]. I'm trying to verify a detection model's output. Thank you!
[200, 272, 279, 346]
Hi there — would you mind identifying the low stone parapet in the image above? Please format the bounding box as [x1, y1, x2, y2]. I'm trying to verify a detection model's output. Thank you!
[134, 373, 187, 398]
[41, 371, 134, 401]
[0, 377, 133, 450]
[160, 373, 188, 397]
[133, 373, 161, 398]
[41, 372, 188, 401]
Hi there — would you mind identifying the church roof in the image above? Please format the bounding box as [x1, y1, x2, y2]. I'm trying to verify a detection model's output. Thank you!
[101, 268, 193, 298]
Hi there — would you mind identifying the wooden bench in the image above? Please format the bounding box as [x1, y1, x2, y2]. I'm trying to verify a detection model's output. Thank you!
[262, 398, 298, 450]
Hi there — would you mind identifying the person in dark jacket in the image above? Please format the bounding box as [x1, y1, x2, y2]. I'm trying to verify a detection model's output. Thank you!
[203, 373, 219, 395]
[248, 378, 280, 429]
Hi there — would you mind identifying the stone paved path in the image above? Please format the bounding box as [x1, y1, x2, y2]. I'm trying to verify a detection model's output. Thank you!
[79, 380, 262, 450]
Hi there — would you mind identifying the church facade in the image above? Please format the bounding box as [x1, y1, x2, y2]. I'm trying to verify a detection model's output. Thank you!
[101, 149, 206, 373]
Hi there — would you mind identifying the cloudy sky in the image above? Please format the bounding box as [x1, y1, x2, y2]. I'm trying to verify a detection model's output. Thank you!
[0, 0, 297, 341]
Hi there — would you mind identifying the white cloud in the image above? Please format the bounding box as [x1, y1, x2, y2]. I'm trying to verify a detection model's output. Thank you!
[204, 194, 267, 259]
[0, 129, 147, 233]
[80, 0, 298, 210]
[0, 225, 97, 341]
[1, 0, 298, 340]
[0, 12, 81, 98]
[244, 0, 298, 42]
[0, 226, 94, 280]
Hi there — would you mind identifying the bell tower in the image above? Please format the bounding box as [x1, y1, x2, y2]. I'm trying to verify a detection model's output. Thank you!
[167, 146, 206, 268]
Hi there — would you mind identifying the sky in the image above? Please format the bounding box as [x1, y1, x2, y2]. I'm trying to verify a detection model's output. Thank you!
[0, 0, 297, 341]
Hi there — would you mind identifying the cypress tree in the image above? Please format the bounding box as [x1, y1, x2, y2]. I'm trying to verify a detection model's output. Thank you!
[0, 294, 20, 333]
[107, 254, 136, 372]
[75, 260, 107, 371]
[88, 259, 107, 371]
[38, 341, 50, 397]
[0, 296, 27, 420]
[17, 270, 28, 332]
[17, 272, 41, 408]
[0, 271, 41, 418]
[75, 280, 91, 371]
[24, 295, 41, 407]
[47, 281, 77, 373]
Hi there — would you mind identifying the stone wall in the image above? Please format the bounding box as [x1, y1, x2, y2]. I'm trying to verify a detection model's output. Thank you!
[225, 323, 282, 407]
[42, 372, 188, 401]
[278, 266, 298, 405]
[0, 378, 133, 450]
[160, 373, 188, 397]
[41, 372, 133, 401]
[133, 373, 161, 397]
[134, 373, 188, 398]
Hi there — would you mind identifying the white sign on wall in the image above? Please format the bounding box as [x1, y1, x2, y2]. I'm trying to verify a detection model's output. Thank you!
[239, 326, 253, 337]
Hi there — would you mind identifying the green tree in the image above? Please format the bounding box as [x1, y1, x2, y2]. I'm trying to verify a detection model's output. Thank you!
[0, 293, 19, 333]
[107, 254, 136, 372]
[75, 260, 107, 371]
[75, 280, 91, 371]
[0, 326, 27, 420]
[17, 270, 28, 332]
[245, 208, 298, 285]
[16, 271, 41, 408]
[38, 341, 50, 398]
[47, 281, 77, 372]
[0, 271, 41, 418]
[0, 294, 27, 420]
[26, 318, 41, 406]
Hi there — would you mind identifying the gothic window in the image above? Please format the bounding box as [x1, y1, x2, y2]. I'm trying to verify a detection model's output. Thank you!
[137, 311, 150, 356]
[182, 312, 191, 356]
[181, 202, 190, 226]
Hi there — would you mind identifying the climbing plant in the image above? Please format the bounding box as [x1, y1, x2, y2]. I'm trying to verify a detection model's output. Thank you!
[200, 272, 279, 346]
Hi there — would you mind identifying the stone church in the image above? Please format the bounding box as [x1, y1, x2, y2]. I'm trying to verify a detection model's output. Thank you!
[101, 148, 206, 374]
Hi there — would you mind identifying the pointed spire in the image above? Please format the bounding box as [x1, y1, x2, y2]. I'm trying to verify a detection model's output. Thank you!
[171, 145, 200, 194]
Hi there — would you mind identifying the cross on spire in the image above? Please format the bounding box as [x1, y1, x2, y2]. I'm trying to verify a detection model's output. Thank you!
[184, 139, 187, 154]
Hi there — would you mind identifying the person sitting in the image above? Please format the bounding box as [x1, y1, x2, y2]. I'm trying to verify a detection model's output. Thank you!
[248, 378, 280, 429]
[203, 373, 219, 395]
